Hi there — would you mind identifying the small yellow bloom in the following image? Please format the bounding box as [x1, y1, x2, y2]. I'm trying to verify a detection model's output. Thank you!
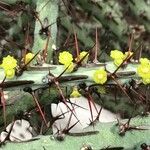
[110, 50, 124, 59]
[139, 58, 150, 65]
[137, 58, 150, 85]
[25, 53, 34, 64]
[1, 55, 17, 70]
[70, 86, 81, 98]
[59, 51, 73, 65]
[79, 51, 89, 65]
[93, 69, 107, 84]
[64, 62, 75, 73]
[137, 64, 150, 78]
[142, 77, 150, 85]
[5, 69, 15, 79]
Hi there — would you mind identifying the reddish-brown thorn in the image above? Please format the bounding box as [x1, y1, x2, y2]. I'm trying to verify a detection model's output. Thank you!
[22, 23, 30, 64]
[93, 27, 99, 63]
[32, 11, 43, 28]
[53, 79, 79, 123]
[43, 31, 51, 62]
[63, 110, 79, 135]
[74, 31, 80, 62]
[111, 76, 133, 103]
[88, 93, 99, 113]
[128, 32, 134, 52]
[89, 107, 102, 127]
[31, 92, 48, 127]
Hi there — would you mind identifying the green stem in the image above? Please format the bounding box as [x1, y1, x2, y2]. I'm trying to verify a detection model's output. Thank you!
[32, 0, 58, 63]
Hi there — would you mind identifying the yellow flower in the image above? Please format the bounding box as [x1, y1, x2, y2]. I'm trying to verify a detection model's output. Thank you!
[110, 50, 124, 59]
[59, 51, 73, 65]
[137, 58, 150, 85]
[5, 69, 15, 79]
[1, 55, 17, 70]
[137, 64, 150, 78]
[70, 86, 81, 98]
[93, 68, 107, 84]
[139, 58, 150, 65]
[110, 50, 134, 67]
[64, 62, 75, 73]
[25, 53, 34, 64]
[143, 77, 150, 85]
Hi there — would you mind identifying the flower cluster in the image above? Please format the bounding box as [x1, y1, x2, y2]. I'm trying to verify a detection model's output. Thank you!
[110, 50, 133, 66]
[58, 51, 74, 72]
[137, 58, 150, 85]
[58, 51, 89, 73]
[59, 51, 73, 65]
[25, 53, 34, 65]
[1, 55, 17, 78]
[93, 68, 107, 84]
[0, 52, 34, 79]
[76, 51, 89, 65]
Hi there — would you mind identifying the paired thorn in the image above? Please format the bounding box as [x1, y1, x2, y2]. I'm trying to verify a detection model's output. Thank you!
[48, 108, 71, 129]
[116, 117, 149, 136]
[78, 82, 99, 123]
[53, 111, 79, 141]
[89, 107, 102, 127]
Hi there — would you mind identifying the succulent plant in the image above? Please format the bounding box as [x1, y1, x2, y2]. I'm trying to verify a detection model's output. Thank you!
[0, 0, 149, 150]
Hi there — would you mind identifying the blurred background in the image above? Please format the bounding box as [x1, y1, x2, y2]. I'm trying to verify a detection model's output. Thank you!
[0, 0, 149, 64]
